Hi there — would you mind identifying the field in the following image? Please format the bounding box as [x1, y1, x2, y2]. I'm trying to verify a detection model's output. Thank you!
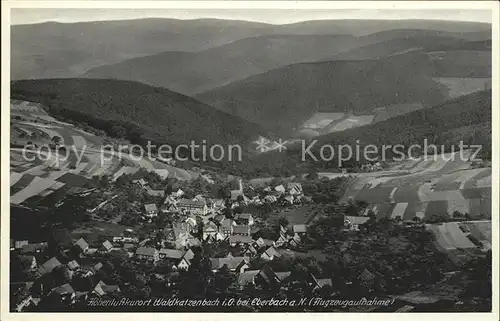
[298, 103, 427, 137]
[9, 99, 200, 206]
[434, 77, 492, 98]
[339, 150, 491, 221]
[269, 205, 315, 225]
[426, 221, 491, 255]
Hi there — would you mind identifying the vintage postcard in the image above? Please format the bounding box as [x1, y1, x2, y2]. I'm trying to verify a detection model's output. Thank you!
[1, 1, 498, 320]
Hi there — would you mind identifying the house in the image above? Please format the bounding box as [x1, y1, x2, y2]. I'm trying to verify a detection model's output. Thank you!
[210, 257, 249, 273]
[281, 195, 294, 205]
[359, 268, 376, 286]
[177, 199, 208, 215]
[67, 260, 80, 271]
[147, 189, 165, 198]
[293, 224, 307, 237]
[257, 265, 283, 289]
[344, 216, 370, 231]
[243, 244, 258, 257]
[74, 238, 89, 254]
[229, 235, 253, 247]
[92, 262, 103, 273]
[255, 237, 275, 249]
[287, 182, 303, 195]
[263, 195, 278, 203]
[18, 255, 37, 270]
[220, 219, 235, 237]
[237, 270, 260, 288]
[260, 246, 281, 261]
[280, 225, 287, 234]
[133, 178, 148, 187]
[185, 216, 198, 230]
[100, 240, 113, 253]
[144, 203, 158, 217]
[12, 286, 35, 312]
[177, 249, 195, 270]
[289, 238, 300, 248]
[230, 190, 248, 202]
[234, 213, 254, 226]
[186, 237, 202, 248]
[159, 248, 184, 261]
[203, 221, 219, 240]
[52, 283, 76, 305]
[233, 225, 251, 236]
[275, 272, 291, 283]
[171, 189, 184, 198]
[274, 185, 285, 193]
[313, 278, 333, 291]
[36, 257, 62, 276]
[93, 280, 121, 297]
[20, 242, 48, 254]
[135, 247, 159, 263]
[14, 240, 29, 249]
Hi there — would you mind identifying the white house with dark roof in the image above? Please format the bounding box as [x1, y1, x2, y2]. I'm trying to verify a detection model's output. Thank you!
[135, 247, 159, 263]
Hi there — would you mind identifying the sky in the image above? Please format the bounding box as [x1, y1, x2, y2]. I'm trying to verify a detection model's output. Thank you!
[10, 8, 492, 25]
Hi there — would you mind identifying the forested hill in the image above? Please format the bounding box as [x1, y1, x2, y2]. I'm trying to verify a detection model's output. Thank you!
[10, 79, 267, 147]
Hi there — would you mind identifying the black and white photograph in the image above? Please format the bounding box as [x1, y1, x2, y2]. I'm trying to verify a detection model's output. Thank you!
[2, 1, 498, 317]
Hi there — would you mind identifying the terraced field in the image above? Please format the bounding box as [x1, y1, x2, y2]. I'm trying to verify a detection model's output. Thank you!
[340, 151, 491, 221]
[10, 99, 201, 206]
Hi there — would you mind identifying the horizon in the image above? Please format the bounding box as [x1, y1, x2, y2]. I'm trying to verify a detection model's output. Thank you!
[11, 9, 492, 25]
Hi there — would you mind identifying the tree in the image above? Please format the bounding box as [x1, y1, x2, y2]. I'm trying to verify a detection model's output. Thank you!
[51, 135, 62, 145]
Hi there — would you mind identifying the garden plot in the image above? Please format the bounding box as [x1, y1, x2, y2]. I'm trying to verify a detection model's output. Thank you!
[71, 135, 86, 149]
[112, 166, 139, 181]
[460, 187, 491, 200]
[11, 177, 64, 205]
[390, 202, 408, 219]
[465, 221, 491, 242]
[424, 200, 449, 219]
[446, 196, 470, 215]
[10, 172, 23, 186]
[458, 168, 491, 189]
[375, 203, 396, 220]
[392, 186, 421, 203]
[355, 187, 394, 203]
[437, 222, 477, 249]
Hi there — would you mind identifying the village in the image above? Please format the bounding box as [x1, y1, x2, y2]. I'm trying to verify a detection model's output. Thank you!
[12, 173, 374, 312]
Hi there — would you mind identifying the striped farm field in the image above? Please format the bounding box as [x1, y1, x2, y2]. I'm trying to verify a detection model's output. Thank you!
[355, 186, 394, 203]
